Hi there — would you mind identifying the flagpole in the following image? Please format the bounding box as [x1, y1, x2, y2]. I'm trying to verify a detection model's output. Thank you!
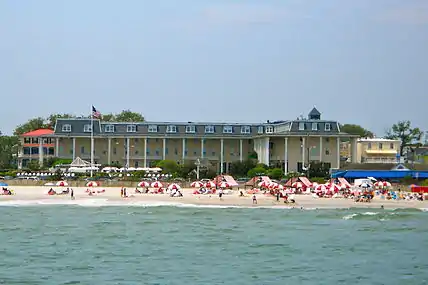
[90, 106, 94, 178]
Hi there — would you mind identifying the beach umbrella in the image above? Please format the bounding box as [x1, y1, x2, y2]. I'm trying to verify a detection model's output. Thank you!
[86, 181, 100, 187]
[137, 181, 150, 188]
[151, 181, 163, 188]
[167, 183, 181, 190]
[219, 182, 231, 188]
[274, 184, 284, 190]
[328, 184, 341, 193]
[314, 184, 327, 192]
[268, 182, 278, 189]
[0, 182, 8, 187]
[360, 182, 371, 188]
[56, 181, 68, 187]
[340, 183, 351, 189]
[204, 181, 216, 188]
[292, 182, 303, 188]
[190, 181, 204, 188]
[257, 181, 269, 188]
[374, 181, 383, 188]
[383, 181, 392, 188]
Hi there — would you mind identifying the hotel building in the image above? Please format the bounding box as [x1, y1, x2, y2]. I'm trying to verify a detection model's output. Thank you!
[20, 108, 359, 173]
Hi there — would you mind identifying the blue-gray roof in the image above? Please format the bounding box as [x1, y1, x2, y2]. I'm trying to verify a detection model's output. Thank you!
[53, 117, 354, 138]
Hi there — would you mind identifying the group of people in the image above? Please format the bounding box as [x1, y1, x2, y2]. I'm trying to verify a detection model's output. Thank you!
[1, 187, 13, 195]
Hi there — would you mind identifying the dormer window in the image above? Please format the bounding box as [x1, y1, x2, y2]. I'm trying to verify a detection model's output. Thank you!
[241, 126, 251, 134]
[83, 124, 92, 133]
[257, 126, 264, 134]
[265, 126, 274, 134]
[62, 124, 72, 132]
[312, 123, 318, 131]
[127, 125, 137, 133]
[205, 125, 215, 134]
[104, 125, 115, 133]
[166, 125, 177, 133]
[148, 125, 157, 133]
[325, 123, 331, 131]
[185, 125, 196, 133]
[223, 126, 233, 134]
[298, 123, 305, 131]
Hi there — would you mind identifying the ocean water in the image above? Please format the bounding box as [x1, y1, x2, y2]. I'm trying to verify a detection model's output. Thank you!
[0, 201, 427, 285]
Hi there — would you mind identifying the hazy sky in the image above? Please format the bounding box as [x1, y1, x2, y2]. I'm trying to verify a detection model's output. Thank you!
[0, 0, 427, 135]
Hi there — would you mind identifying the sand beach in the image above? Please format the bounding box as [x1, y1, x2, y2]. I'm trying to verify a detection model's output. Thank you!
[1, 186, 427, 209]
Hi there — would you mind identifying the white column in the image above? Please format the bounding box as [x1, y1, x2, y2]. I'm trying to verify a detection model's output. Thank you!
[301, 137, 306, 164]
[107, 138, 112, 164]
[265, 137, 270, 166]
[38, 137, 44, 166]
[220, 139, 224, 173]
[72, 138, 76, 160]
[352, 138, 358, 163]
[319, 136, 323, 162]
[182, 138, 186, 162]
[162, 138, 166, 160]
[239, 139, 243, 162]
[55, 138, 59, 157]
[200, 139, 205, 158]
[284, 137, 288, 174]
[336, 137, 341, 168]
[126, 138, 130, 168]
[143, 138, 147, 168]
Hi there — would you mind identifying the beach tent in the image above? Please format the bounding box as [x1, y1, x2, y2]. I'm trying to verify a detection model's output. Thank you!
[214, 175, 239, 187]
[245, 176, 271, 187]
[70, 157, 91, 167]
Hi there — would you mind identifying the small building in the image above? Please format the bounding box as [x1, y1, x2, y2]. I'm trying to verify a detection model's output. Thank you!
[18, 129, 55, 169]
[356, 138, 401, 164]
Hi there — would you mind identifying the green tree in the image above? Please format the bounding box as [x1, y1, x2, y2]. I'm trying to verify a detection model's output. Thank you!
[46, 113, 74, 128]
[268, 168, 283, 180]
[247, 167, 267, 178]
[386, 121, 422, 156]
[0, 135, 19, 169]
[101, 113, 116, 122]
[14, 117, 46, 135]
[114, 110, 144, 122]
[156, 160, 180, 174]
[229, 160, 257, 177]
[340, 124, 374, 138]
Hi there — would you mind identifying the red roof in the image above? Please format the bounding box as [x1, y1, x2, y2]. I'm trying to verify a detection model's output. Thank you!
[21, 129, 54, 137]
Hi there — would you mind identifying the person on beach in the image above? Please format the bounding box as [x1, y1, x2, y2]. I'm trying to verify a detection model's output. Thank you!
[252, 194, 257, 204]
[70, 188, 74, 200]
[120, 187, 124, 197]
[276, 191, 280, 202]
[123, 188, 127, 198]
[218, 189, 223, 200]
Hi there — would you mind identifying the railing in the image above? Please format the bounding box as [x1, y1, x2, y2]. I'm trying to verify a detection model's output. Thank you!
[18, 153, 56, 158]
[363, 157, 397, 164]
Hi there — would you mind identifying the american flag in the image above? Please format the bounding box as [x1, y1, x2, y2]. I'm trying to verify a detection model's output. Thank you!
[92, 106, 101, 119]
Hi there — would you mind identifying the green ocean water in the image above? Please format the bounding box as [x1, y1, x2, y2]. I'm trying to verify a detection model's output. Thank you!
[0, 202, 427, 284]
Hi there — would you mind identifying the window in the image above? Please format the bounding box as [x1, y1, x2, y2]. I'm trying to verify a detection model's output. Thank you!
[127, 125, 137, 133]
[166, 125, 177, 133]
[367, 142, 372, 150]
[325, 123, 331, 131]
[223, 126, 233, 134]
[185, 125, 196, 133]
[312, 123, 318, 131]
[83, 124, 92, 133]
[147, 125, 157, 133]
[81, 146, 85, 154]
[379, 143, 383, 150]
[299, 123, 305, 130]
[265, 126, 274, 134]
[325, 149, 330, 155]
[390, 143, 394, 149]
[104, 125, 115, 133]
[241, 126, 251, 134]
[24, 138, 31, 144]
[205, 125, 215, 133]
[62, 124, 72, 132]
[257, 126, 264, 134]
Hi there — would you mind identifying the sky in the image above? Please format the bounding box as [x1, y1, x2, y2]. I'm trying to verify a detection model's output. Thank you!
[0, 0, 427, 136]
